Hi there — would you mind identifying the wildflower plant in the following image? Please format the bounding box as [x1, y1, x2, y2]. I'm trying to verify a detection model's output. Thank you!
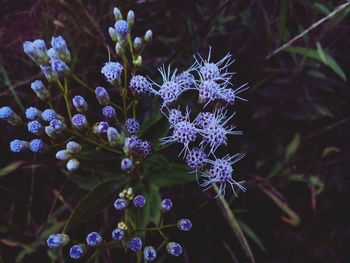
[0, 5, 248, 262]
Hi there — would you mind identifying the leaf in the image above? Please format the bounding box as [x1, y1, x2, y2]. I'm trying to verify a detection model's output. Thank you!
[0, 161, 24, 177]
[285, 133, 300, 159]
[62, 169, 101, 190]
[314, 3, 331, 15]
[63, 179, 125, 232]
[236, 219, 265, 251]
[322, 146, 340, 157]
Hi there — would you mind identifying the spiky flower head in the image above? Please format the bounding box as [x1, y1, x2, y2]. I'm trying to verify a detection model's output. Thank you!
[27, 120, 43, 135]
[176, 71, 196, 90]
[143, 246, 157, 261]
[197, 79, 221, 105]
[177, 219, 192, 231]
[86, 232, 102, 247]
[114, 20, 129, 39]
[72, 95, 88, 113]
[101, 62, 123, 84]
[186, 148, 207, 170]
[10, 140, 28, 153]
[133, 195, 146, 208]
[29, 139, 45, 153]
[129, 75, 151, 95]
[25, 107, 42, 120]
[102, 105, 117, 119]
[51, 36, 71, 63]
[124, 118, 140, 134]
[95, 86, 110, 105]
[194, 112, 215, 129]
[167, 108, 188, 128]
[112, 228, 125, 241]
[201, 154, 246, 197]
[129, 237, 142, 252]
[114, 198, 128, 210]
[160, 198, 173, 213]
[46, 233, 70, 248]
[166, 242, 183, 256]
[71, 114, 88, 130]
[69, 244, 86, 259]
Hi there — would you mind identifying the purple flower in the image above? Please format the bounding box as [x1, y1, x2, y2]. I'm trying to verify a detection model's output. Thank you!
[124, 118, 140, 134]
[133, 195, 146, 208]
[129, 237, 142, 252]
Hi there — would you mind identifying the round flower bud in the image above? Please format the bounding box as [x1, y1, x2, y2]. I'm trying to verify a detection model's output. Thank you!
[124, 118, 140, 134]
[144, 30, 153, 42]
[101, 62, 123, 84]
[117, 221, 128, 231]
[114, 198, 128, 210]
[50, 119, 66, 134]
[71, 114, 88, 130]
[109, 27, 118, 42]
[25, 107, 42, 120]
[160, 198, 173, 213]
[107, 127, 121, 146]
[56, 150, 72, 161]
[133, 195, 146, 208]
[0, 106, 22, 126]
[69, 244, 86, 259]
[66, 141, 82, 153]
[121, 158, 133, 171]
[177, 219, 192, 231]
[93, 122, 109, 134]
[67, 159, 80, 172]
[46, 233, 70, 248]
[129, 237, 142, 252]
[114, 20, 129, 39]
[10, 140, 29, 153]
[112, 228, 125, 241]
[27, 120, 43, 135]
[143, 246, 157, 261]
[72, 96, 88, 113]
[133, 37, 142, 51]
[123, 135, 139, 153]
[50, 59, 69, 75]
[86, 232, 102, 247]
[23, 39, 49, 65]
[166, 242, 183, 256]
[134, 140, 153, 158]
[127, 10, 135, 26]
[29, 139, 45, 153]
[102, 105, 117, 119]
[39, 65, 58, 83]
[42, 109, 57, 122]
[95, 86, 110, 105]
[31, 80, 50, 100]
[113, 7, 122, 21]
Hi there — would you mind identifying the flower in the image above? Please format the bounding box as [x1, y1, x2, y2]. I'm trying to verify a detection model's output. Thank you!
[201, 154, 246, 197]
[143, 246, 157, 261]
[186, 148, 207, 170]
[69, 244, 86, 259]
[27, 120, 43, 135]
[121, 158, 133, 171]
[25, 107, 42, 120]
[177, 219, 192, 231]
[194, 112, 214, 129]
[160, 198, 172, 213]
[112, 228, 125, 241]
[0, 106, 22, 126]
[107, 127, 121, 145]
[129, 75, 151, 95]
[124, 118, 140, 134]
[86, 232, 102, 247]
[134, 140, 152, 158]
[166, 242, 183, 256]
[144, 30, 153, 42]
[72, 96, 88, 113]
[133, 195, 146, 208]
[95, 86, 110, 105]
[114, 198, 128, 210]
[102, 105, 117, 119]
[71, 114, 88, 130]
[50, 59, 69, 74]
[23, 39, 49, 65]
[129, 237, 142, 252]
[42, 109, 57, 122]
[29, 139, 45, 153]
[123, 135, 139, 153]
[66, 141, 82, 153]
[10, 140, 28, 153]
[67, 159, 80, 172]
[51, 36, 71, 63]
[114, 20, 129, 39]
[46, 233, 70, 248]
[167, 108, 188, 128]
[40, 65, 58, 82]
[101, 62, 123, 84]
[197, 79, 221, 105]
[176, 71, 196, 90]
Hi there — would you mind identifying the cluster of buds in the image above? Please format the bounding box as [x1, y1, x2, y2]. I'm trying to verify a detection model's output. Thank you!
[55, 141, 81, 171]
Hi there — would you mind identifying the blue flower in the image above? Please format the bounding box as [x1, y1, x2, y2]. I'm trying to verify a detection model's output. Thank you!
[66, 141, 81, 153]
[112, 228, 125, 241]
[29, 139, 45, 153]
[27, 120, 43, 135]
[160, 198, 173, 213]
[133, 195, 146, 208]
[72, 96, 88, 113]
[177, 219, 192, 231]
[42, 109, 57, 122]
[124, 118, 140, 134]
[114, 20, 129, 38]
[167, 108, 187, 128]
[102, 105, 117, 119]
[50, 59, 69, 74]
[186, 148, 207, 170]
[143, 246, 157, 261]
[46, 233, 70, 248]
[121, 158, 133, 171]
[23, 39, 49, 65]
[69, 244, 86, 259]
[101, 62, 123, 84]
[0, 106, 22, 125]
[123, 135, 139, 153]
[95, 86, 110, 105]
[134, 140, 152, 158]
[86, 232, 102, 247]
[166, 242, 183, 256]
[114, 198, 128, 210]
[71, 114, 88, 130]
[47, 48, 58, 59]
[129, 75, 151, 95]
[25, 107, 41, 120]
[129, 237, 142, 252]
[10, 140, 28, 153]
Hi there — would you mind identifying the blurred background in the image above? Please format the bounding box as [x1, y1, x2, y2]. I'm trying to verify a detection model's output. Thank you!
[0, 0, 350, 262]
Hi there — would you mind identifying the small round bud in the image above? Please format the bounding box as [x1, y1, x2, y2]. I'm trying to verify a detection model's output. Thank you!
[117, 221, 128, 231]
[51, 35, 71, 63]
[124, 118, 140, 134]
[144, 30, 153, 42]
[166, 242, 183, 256]
[56, 150, 72, 161]
[0, 106, 22, 126]
[112, 228, 125, 241]
[127, 10, 135, 26]
[177, 219, 192, 231]
[133, 195, 146, 208]
[129, 237, 142, 252]
[86, 232, 102, 247]
[102, 105, 117, 119]
[50, 119, 66, 134]
[109, 27, 118, 42]
[71, 114, 88, 130]
[121, 158, 133, 171]
[45, 126, 57, 139]
[93, 121, 109, 134]
[133, 37, 142, 51]
[114, 198, 128, 210]
[101, 62, 123, 84]
[42, 109, 57, 122]
[27, 120, 43, 135]
[72, 96, 88, 113]
[46, 233, 70, 248]
[69, 244, 86, 259]
[113, 7, 122, 20]
[129, 75, 151, 95]
[67, 159, 80, 172]
[143, 246, 157, 261]
[115, 42, 122, 56]
[95, 86, 110, 106]
[50, 59, 69, 75]
[25, 107, 42, 120]
[66, 141, 82, 153]
[10, 140, 29, 153]
[160, 198, 173, 213]
[29, 139, 45, 153]
[107, 127, 121, 146]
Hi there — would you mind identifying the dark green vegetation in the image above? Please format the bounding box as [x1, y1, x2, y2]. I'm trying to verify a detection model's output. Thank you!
[1, 0, 349, 262]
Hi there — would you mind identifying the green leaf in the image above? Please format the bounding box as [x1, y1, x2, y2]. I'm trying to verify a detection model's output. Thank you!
[236, 219, 265, 251]
[285, 133, 300, 159]
[0, 161, 24, 177]
[62, 169, 101, 190]
[63, 179, 125, 232]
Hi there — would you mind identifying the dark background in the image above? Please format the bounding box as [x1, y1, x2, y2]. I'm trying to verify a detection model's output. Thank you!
[1, 0, 350, 262]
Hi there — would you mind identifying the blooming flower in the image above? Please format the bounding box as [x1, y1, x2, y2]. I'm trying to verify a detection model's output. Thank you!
[186, 148, 207, 170]
[42, 109, 58, 122]
[129, 75, 151, 95]
[101, 62, 123, 84]
[25, 107, 42, 120]
[27, 120, 43, 135]
[114, 20, 129, 39]
[102, 105, 117, 119]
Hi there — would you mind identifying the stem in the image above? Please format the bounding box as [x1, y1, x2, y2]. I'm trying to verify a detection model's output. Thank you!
[57, 79, 72, 122]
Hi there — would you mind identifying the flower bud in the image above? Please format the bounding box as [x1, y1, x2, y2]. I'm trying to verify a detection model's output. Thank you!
[177, 219, 192, 231]
[93, 121, 109, 134]
[29, 139, 46, 153]
[51, 36, 71, 63]
[47, 233, 70, 248]
[113, 7, 122, 21]
[143, 246, 157, 261]
[27, 120, 44, 136]
[69, 244, 86, 259]
[45, 126, 58, 139]
[10, 140, 29, 153]
[115, 42, 122, 56]
[114, 198, 128, 210]
[133, 37, 142, 51]
[166, 242, 182, 256]
[95, 86, 110, 105]
[72, 95, 88, 113]
[127, 10, 135, 26]
[129, 237, 142, 252]
[56, 149, 72, 160]
[67, 159, 80, 172]
[86, 232, 102, 247]
[121, 158, 133, 171]
[50, 119, 66, 134]
[112, 228, 125, 241]
[40, 65, 58, 82]
[30, 80, 50, 101]
[107, 127, 121, 146]
[114, 20, 129, 40]
[0, 106, 22, 126]
[109, 27, 118, 42]
[50, 59, 69, 75]
[133, 195, 146, 208]
[102, 105, 117, 119]
[23, 39, 49, 65]
[66, 141, 81, 153]
[144, 30, 153, 42]
[25, 107, 42, 120]
[133, 55, 142, 67]
[71, 114, 88, 130]
[160, 198, 173, 213]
